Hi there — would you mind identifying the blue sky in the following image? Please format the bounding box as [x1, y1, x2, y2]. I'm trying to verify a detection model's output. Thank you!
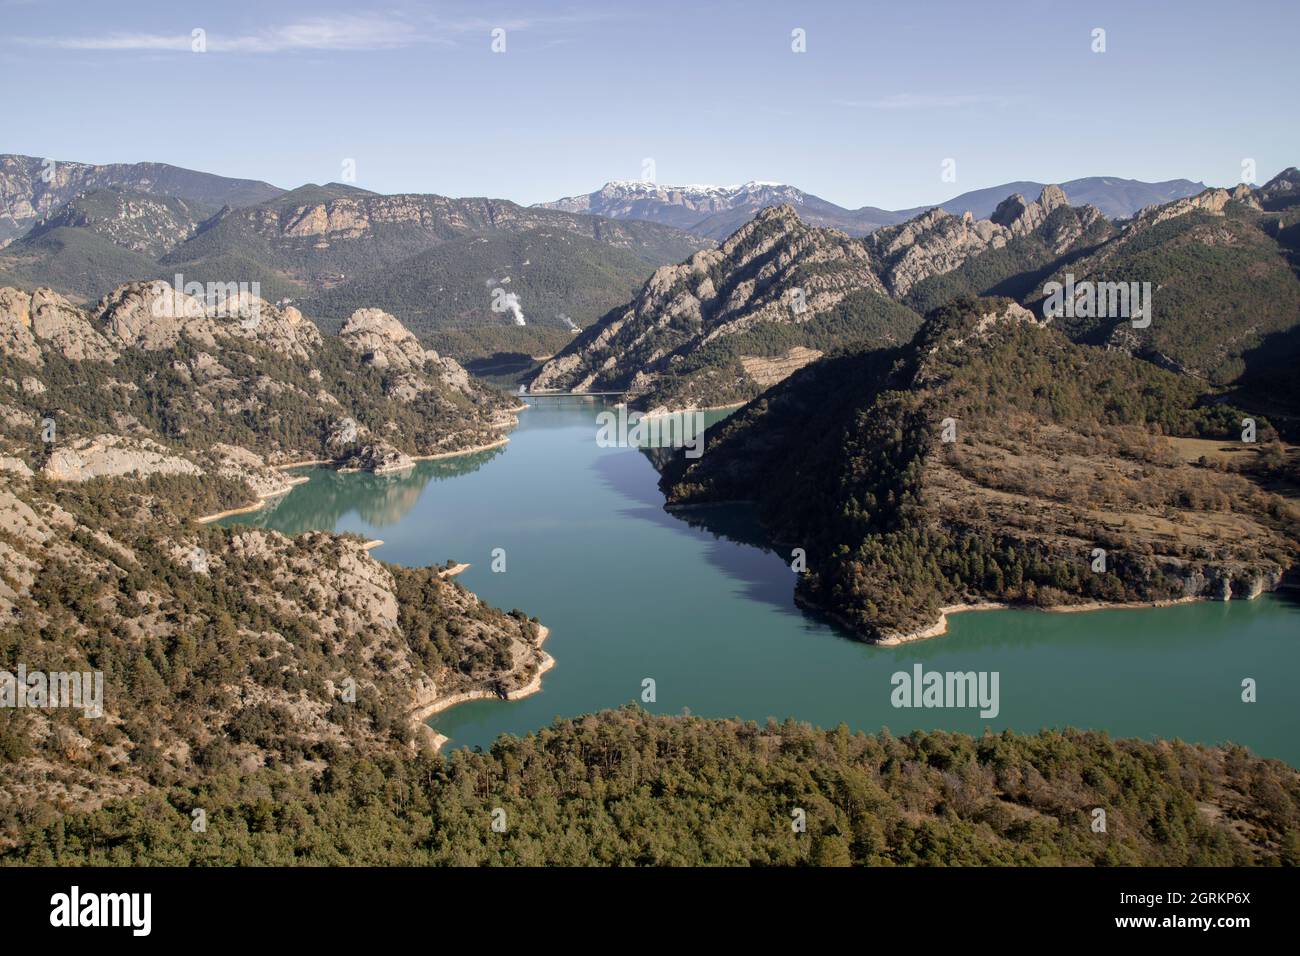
[3, 0, 1297, 209]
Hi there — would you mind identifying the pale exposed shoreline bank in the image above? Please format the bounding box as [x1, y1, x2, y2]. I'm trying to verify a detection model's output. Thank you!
[524, 393, 745, 417]
[641, 401, 746, 418]
[408, 623, 553, 752]
[874, 594, 1232, 646]
[194, 474, 311, 524]
[412, 436, 509, 461]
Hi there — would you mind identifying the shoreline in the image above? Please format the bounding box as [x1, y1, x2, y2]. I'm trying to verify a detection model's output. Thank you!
[195, 474, 310, 524]
[412, 436, 509, 461]
[197, 437, 513, 523]
[643, 400, 746, 418]
[872, 594, 1236, 646]
[523, 392, 745, 417]
[408, 623, 552, 752]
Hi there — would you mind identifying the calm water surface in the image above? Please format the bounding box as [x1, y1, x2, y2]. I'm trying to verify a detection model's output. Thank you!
[224, 399, 1300, 764]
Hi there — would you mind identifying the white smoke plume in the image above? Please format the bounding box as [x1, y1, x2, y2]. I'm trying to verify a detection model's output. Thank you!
[505, 296, 526, 326]
[491, 286, 526, 325]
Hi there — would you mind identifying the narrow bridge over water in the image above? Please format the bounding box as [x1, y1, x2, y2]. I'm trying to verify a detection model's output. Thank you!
[521, 390, 629, 397]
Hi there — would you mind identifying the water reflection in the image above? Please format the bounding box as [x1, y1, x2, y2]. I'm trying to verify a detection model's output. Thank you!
[223, 446, 505, 533]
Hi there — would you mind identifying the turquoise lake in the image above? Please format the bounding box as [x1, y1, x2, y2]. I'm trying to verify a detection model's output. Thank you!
[224, 399, 1300, 765]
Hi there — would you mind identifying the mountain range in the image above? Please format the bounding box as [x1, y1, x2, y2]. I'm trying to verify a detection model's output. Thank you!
[538, 176, 1208, 239]
[533, 170, 1300, 431]
[0, 155, 1207, 319]
[0, 157, 712, 351]
[0, 154, 281, 246]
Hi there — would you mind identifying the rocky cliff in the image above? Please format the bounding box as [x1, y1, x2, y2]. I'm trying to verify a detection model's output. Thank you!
[532, 186, 1109, 410]
[0, 471, 546, 814]
[866, 185, 1109, 298]
[0, 153, 281, 246]
[532, 204, 901, 406]
[0, 278, 546, 816]
[1029, 184, 1300, 395]
[20, 189, 210, 258]
[0, 281, 513, 489]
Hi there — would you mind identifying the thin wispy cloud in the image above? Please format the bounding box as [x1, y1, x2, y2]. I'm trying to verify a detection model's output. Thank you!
[12, 8, 618, 55]
[17, 13, 520, 54]
[835, 93, 1013, 110]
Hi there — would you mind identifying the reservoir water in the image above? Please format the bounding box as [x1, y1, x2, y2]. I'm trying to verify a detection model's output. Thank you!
[223, 399, 1300, 764]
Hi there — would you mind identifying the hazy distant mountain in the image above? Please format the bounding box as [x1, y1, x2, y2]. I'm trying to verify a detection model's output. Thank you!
[539, 176, 1207, 237]
[903, 176, 1208, 221]
[538, 181, 899, 238]
[0, 165, 713, 360]
[0, 153, 283, 245]
[24, 188, 212, 257]
[162, 183, 713, 316]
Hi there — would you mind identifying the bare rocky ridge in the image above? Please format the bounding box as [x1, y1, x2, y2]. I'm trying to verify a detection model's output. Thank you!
[0, 280, 514, 489]
[0, 154, 281, 248]
[0, 287, 119, 363]
[866, 185, 1104, 297]
[241, 190, 712, 254]
[22, 189, 209, 258]
[1256, 167, 1300, 209]
[532, 187, 1108, 409]
[337, 306, 479, 403]
[532, 204, 889, 406]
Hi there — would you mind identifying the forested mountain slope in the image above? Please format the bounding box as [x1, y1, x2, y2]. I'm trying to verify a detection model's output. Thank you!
[6, 709, 1297, 866]
[661, 297, 1299, 642]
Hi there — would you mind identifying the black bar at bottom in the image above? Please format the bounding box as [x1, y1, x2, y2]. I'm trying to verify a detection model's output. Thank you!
[1, 865, 1292, 942]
